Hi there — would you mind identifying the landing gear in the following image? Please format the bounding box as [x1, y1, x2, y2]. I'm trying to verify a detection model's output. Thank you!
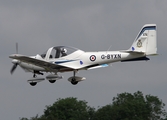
[49, 80, 56, 83]
[30, 73, 37, 86]
[71, 70, 78, 85]
[33, 73, 37, 78]
[28, 71, 45, 86]
[30, 82, 37, 86]
[46, 74, 63, 84]
[68, 70, 86, 85]
[33, 71, 44, 77]
[71, 78, 78, 85]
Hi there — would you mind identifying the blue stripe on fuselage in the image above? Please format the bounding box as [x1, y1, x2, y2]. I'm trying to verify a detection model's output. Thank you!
[54, 60, 77, 64]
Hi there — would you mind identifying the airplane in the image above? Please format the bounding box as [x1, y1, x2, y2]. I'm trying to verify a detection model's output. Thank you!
[9, 24, 157, 86]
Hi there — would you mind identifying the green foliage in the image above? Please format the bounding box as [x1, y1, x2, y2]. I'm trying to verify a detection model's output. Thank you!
[111, 91, 150, 120]
[92, 104, 114, 120]
[19, 118, 29, 120]
[20, 91, 167, 120]
[93, 91, 167, 120]
[34, 97, 94, 120]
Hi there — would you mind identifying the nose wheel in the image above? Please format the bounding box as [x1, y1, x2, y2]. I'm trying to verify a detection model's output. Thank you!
[30, 82, 37, 86]
[33, 71, 44, 78]
[28, 71, 45, 86]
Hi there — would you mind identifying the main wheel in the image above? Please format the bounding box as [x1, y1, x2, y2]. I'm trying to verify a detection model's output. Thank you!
[71, 78, 78, 85]
[30, 82, 37, 86]
[49, 80, 56, 83]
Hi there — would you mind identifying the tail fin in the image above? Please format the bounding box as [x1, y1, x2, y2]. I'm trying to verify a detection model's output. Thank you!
[129, 24, 157, 55]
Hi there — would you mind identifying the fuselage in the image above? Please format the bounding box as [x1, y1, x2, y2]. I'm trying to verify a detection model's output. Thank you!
[17, 50, 145, 73]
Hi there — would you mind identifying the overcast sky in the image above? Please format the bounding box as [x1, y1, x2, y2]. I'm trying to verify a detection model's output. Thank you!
[1, 0, 167, 119]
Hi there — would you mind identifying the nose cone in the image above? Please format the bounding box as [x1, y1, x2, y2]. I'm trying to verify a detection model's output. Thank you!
[9, 54, 17, 59]
[12, 59, 19, 64]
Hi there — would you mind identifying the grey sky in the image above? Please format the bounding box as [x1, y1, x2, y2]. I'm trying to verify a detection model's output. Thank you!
[1, 0, 167, 119]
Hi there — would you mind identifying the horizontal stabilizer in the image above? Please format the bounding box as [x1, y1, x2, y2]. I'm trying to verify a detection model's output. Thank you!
[121, 56, 150, 62]
[121, 50, 145, 55]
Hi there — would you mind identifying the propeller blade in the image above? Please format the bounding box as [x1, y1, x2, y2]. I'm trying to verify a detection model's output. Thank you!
[10, 43, 19, 74]
[10, 63, 18, 74]
[16, 42, 18, 54]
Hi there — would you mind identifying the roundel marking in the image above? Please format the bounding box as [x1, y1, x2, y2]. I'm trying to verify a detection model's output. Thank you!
[137, 40, 142, 48]
[90, 55, 96, 61]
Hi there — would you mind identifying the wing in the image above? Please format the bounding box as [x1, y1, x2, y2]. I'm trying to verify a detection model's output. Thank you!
[9, 54, 109, 72]
[9, 54, 74, 72]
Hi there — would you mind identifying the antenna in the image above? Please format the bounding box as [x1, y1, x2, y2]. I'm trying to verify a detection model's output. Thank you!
[107, 45, 112, 52]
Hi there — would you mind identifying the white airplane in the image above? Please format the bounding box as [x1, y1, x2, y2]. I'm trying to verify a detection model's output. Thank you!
[9, 24, 157, 86]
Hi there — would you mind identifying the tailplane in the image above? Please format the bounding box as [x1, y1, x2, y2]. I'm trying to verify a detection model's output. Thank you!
[129, 24, 157, 55]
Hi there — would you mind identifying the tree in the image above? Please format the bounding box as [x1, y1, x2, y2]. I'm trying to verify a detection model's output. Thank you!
[92, 104, 114, 120]
[145, 94, 167, 119]
[20, 91, 167, 120]
[93, 91, 167, 120]
[19, 118, 28, 120]
[36, 97, 94, 120]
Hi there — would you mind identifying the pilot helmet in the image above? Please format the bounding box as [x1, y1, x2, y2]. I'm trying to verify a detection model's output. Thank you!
[61, 48, 67, 53]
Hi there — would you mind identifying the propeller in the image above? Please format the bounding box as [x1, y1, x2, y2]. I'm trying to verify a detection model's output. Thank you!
[10, 62, 18, 74]
[16, 42, 18, 54]
[10, 43, 19, 74]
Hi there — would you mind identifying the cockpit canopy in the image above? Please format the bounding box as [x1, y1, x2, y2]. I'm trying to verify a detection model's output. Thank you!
[41, 46, 82, 59]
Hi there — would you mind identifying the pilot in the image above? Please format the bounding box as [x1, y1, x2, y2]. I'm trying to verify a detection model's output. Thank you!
[61, 48, 67, 57]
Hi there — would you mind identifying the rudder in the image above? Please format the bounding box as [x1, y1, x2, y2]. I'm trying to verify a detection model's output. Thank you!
[130, 24, 157, 55]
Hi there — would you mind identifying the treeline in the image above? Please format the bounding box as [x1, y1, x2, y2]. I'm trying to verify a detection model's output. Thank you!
[20, 91, 167, 120]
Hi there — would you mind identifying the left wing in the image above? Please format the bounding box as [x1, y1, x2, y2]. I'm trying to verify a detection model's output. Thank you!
[9, 54, 74, 72]
[9, 54, 109, 72]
